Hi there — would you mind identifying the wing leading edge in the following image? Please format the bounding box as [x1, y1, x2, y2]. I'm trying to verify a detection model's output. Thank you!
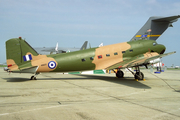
[106, 51, 176, 70]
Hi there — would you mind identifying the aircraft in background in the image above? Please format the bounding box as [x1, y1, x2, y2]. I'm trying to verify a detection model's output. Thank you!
[5, 15, 180, 80]
[34, 41, 88, 54]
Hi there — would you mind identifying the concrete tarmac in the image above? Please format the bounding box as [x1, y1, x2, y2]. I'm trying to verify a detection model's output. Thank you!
[0, 68, 180, 120]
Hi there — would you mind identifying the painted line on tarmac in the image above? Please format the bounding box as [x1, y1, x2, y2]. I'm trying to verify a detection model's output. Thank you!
[0, 105, 67, 116]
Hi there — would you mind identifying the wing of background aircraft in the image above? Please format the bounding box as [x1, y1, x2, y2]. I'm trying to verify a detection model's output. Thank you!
[35, 41, 88, 54]
[131, 15, 180, 41]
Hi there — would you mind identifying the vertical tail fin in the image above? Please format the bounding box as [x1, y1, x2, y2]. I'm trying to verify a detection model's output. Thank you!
[131, 15, 180, 41]
[6, 37, 38, 70]
[80, 41, 88, 50]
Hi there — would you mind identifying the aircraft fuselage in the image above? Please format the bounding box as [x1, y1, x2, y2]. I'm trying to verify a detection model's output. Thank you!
[30, 40, 165, 73]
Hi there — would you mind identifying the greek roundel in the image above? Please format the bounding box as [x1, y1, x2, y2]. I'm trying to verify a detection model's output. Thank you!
[48, 61, 56, 69]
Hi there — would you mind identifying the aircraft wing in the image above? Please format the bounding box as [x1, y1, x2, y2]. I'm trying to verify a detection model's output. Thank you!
[106, 51, 176, 70]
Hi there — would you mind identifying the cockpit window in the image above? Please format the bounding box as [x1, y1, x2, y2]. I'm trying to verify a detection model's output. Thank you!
[153, 43, 157, 46]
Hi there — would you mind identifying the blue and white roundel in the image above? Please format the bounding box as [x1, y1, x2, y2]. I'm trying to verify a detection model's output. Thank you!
[48, 61, 56, 69]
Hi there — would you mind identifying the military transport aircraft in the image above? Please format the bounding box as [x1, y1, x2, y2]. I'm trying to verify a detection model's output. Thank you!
[5, 15, 180, 80]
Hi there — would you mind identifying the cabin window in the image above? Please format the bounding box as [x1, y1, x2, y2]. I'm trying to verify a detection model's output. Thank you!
[114, 52, 118, 55]
[122, 51, 125, 54]
[98, 55, 102, 59]
[81, 58, 86, 62]
[106, 54, 110, 57]
[129, 49, 133, 52]
[90, 57, 94, 60]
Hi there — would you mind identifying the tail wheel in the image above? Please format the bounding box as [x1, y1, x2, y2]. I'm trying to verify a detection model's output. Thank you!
[135, 72, 144, 80]
[116, 70, 124, 78]
[30, 76, 37, 80]
[30, 76, 34, 80]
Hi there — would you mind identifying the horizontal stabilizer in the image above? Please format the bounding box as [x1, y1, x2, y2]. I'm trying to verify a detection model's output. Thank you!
[12, 66, 38, 73]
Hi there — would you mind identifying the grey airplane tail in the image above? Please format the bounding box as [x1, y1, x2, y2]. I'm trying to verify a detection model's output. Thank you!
[131, 15, 180, 41]
[80, 41, 88, 50]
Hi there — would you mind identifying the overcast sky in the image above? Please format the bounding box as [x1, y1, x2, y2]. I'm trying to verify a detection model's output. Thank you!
[1, 0, 180, 67]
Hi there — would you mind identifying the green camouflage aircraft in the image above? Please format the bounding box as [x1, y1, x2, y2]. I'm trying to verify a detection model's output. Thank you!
[5, 15, 180, 80]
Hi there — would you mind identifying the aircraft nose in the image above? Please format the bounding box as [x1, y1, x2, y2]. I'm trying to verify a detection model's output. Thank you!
[159, 44, 166, 54]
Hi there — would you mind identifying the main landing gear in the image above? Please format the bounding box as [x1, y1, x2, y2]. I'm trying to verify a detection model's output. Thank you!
[30, 73, 39, 80]
[113, 66, 145, 81]
[127, 66, 144, 81]
[134, 71, 144, 80]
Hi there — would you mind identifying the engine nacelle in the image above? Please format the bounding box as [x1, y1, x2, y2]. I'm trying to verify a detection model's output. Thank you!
[149, 58, 161, 64]
[149, 58, 163, 67]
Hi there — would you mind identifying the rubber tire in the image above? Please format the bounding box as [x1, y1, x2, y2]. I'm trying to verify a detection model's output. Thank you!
[30, 76, 37, 80]
[30, 76, 34, 80]
[135, 72, 144, 80]
[116, 70, 124, 78]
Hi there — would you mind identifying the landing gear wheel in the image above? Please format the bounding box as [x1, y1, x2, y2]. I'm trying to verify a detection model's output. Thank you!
[30, 76, 34, 80]
[30, 76, 37, 80]
[116, 70, 124, 78]
[30, 73, 39, 80]
[135, 72, 144, 80]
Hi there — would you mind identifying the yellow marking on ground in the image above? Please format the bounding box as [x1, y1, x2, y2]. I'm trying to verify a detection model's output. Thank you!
[92, 42, 131, 70]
